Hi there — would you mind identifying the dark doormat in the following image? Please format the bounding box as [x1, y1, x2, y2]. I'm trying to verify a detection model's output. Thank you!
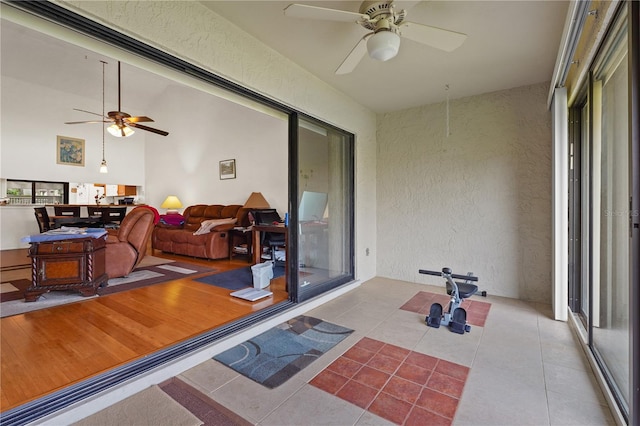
[194, 265, 285, 291]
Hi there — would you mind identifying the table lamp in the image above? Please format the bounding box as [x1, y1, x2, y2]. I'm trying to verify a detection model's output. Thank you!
[243, 192, 270, 209]
[161, 195, 183, 214]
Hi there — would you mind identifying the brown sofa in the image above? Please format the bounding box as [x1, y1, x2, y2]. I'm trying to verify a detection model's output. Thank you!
[152, 204, 250, 260]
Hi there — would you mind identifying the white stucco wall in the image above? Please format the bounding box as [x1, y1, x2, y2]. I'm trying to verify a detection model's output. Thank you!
[377, 83, 552, 302]
[60, 0, 378, 281]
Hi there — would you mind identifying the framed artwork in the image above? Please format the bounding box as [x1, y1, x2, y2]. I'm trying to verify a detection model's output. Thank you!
[57, 135, 85, 166]
[219, 159, 236, 180]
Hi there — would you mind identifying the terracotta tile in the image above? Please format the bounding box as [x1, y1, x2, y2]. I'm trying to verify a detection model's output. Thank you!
[395, 362, 432, 386]
[327, 356, 363, 378]
[336, 380, 378, 409]
[310, 369, 349, 395]
[381, 376, 423, 405]
[378, 343, 411, 361]
[426, 371, 465, 398]
[469, 300, 491, 313]
[405, 351, 438, 371]
[435, 359, 469, 382]
[354, 337, 386, 353]
[400, 299, 428, 313]
[353, 365, 391, 389]
[368, 352, 403, 374]
[405, 406, 452, 426]
[368, 391, 413, 425]
[343, 345, 376, 364]
[415, 388, 459, 419]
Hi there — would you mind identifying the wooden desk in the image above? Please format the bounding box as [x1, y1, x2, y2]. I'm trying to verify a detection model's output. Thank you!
[252, 224, 287, 264]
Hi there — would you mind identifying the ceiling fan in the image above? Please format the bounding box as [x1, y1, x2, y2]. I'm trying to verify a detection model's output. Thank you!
[284, 1, 467, 74]
[65, 61, 169, 137]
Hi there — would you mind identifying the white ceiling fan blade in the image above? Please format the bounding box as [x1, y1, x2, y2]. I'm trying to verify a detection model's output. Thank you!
[335, 35, 371, 75]
[400, 21, 467, 52]
[284, 4, 367, 23]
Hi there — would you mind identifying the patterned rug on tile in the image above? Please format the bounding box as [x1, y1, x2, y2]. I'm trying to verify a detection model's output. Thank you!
[214, 315, 353, 388]
[311, 337, 470, 426]
[400, 290, 491, 327]
[0, 261, 214, 318]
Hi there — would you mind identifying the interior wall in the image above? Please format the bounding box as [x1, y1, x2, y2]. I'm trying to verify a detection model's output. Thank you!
[144, 85, 288, 214]
[0, 75, 146, 185]
[377, 82, 552, 302]
[62, 0, 378, 281]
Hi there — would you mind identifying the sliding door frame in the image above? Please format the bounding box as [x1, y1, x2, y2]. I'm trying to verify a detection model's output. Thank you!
[628, 2, 639, 423]
[0, 2, 356, 425]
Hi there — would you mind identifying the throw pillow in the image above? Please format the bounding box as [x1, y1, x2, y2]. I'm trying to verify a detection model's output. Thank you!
[192, 218, 237, 235]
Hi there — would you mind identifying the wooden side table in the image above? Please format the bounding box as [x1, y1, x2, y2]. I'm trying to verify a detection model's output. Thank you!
[25, 237, 108, 302]
[229, 227, 253, 262]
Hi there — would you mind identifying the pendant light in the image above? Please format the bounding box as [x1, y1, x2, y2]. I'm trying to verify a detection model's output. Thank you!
[99, 60, 108, 173]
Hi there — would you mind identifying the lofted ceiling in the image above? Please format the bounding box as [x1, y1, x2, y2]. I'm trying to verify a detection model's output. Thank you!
[201, 0, 569, 113]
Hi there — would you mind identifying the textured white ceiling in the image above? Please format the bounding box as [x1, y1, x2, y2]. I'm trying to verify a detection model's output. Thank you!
[201, 0, 569, 113]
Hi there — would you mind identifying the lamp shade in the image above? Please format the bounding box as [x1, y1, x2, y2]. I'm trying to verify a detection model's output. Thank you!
[107, 123, 135, 137]
[367, 31, 400, 62]
[99, 160, 108, 174]
[161, 195, 183, 210]
[243, 192, 270, 208]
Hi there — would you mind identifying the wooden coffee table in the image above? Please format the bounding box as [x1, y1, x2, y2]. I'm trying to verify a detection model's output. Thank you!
[24, 235, 108, 302]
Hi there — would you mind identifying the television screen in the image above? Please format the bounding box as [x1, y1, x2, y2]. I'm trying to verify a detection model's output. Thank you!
[299, 191, 328, 222]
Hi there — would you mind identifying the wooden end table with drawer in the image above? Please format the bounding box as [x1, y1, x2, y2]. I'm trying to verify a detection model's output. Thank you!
[25, 237, 109, 302]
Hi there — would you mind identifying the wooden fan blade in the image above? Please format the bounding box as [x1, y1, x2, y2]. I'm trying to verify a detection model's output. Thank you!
[73, 108, 108, 118]
[125, 116, 154, 123]
[127, 122, 169, 136]
[335, 34, 371, 75]
[400, 22, 467, 52]
[284, 4, 367, 22]
[65, 120, 111, 124]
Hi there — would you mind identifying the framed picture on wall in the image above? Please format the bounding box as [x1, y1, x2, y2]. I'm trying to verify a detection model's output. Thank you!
[56, 135, 85, 166]
[219, 159, 236, 180]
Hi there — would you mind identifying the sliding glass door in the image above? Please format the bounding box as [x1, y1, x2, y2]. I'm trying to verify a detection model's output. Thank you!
[293, 117, 354, 301]
[568, 4, 638, 419]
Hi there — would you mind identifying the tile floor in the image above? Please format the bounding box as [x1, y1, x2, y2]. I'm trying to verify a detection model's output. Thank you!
[75, 277, 617, 425]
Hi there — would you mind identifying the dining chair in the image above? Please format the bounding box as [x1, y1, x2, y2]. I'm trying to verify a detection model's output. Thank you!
[33, 207, 53, 233]
[54, 205, 81, 217]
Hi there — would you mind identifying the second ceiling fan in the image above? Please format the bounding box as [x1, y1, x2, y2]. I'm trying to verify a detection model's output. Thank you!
[284, 1, 467, 74]
[66, 61, 169, 137]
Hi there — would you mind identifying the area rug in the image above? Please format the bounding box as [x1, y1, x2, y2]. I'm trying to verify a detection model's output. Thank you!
[195, 264, 285, 291]
[0, 261, 214, 318]
[214, 315, 353, 388]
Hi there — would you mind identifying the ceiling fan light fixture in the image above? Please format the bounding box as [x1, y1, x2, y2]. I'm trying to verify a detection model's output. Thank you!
[107, 123, 134, 137]
[367, 30, 400, 61]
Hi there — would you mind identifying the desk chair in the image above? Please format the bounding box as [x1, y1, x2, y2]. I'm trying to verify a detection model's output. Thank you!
[34, 207, 53, 232]
[54, 205, 80, 217]
[252, 209, 286, 264]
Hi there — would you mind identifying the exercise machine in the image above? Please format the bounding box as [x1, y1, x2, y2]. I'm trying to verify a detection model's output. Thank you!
[419, 267, 484, 334]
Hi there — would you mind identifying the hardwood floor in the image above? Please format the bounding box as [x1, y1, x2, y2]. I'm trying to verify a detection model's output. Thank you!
[0, 247, 287, 412]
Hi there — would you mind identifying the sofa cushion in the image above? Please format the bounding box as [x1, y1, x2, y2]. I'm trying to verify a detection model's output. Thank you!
[193, 217, 237, 235]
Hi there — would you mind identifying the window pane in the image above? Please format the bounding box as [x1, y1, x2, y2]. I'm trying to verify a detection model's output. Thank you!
[591, 14, 629, 409]
[297, 118, 353, 299]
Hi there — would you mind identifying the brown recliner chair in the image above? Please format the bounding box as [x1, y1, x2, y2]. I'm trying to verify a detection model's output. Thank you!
[105, 206, 155, 279]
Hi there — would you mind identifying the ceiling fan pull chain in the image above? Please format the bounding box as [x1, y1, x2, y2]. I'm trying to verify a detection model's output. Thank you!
[445, 84, 450, 138]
